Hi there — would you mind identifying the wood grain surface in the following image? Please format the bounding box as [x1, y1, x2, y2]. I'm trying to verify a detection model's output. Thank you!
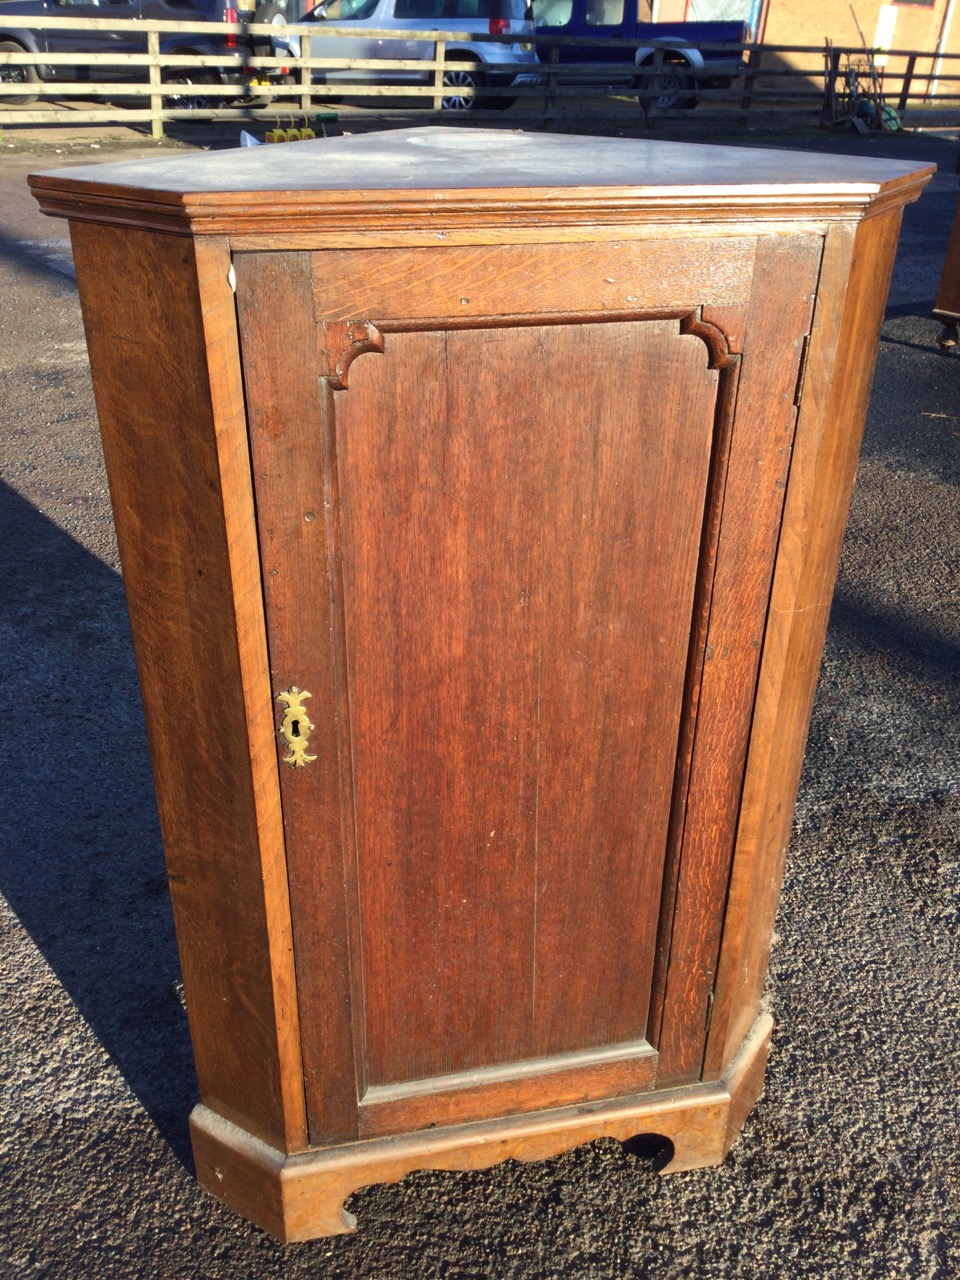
[190, 1013, 773, 1242]
[703, 208, 911, 1079]
[38, 134, 932, 1240]
[358, 1039, 658, 1137]
[234, 251, 360, 1145]
[652, 234, 822, 1086]
[234, 244, 733, 1127]
[68, 223, 304, 1151]
[933, 195, 960, 322]
[333, 316, 715, 1088]
[310, 240, 756, 319]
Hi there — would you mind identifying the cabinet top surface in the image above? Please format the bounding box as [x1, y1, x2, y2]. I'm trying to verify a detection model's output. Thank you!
[34, 127, 930, 196]
[30, 128, 933, 236]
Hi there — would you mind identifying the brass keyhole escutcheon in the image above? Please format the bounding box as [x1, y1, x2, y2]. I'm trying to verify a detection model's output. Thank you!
[275, 687, 317, 767]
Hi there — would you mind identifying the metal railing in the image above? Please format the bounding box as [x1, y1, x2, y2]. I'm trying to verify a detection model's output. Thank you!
[1, 17, 959, 137]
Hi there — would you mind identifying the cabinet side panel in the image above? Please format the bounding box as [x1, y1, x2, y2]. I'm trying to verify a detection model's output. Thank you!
[706, 210, 907, 1077]
[934, 197, 960, 320]
[68, 221, 294, 1148]
[653, 234, 822, 1086]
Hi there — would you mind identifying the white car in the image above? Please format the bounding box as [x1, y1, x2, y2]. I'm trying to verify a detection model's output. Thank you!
[287, 0, 541, 109]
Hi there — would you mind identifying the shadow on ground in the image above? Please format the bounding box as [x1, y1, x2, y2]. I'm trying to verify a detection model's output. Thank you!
[0, 480, 196, 1166]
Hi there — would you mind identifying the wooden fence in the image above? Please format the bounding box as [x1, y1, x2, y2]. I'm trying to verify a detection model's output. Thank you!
[1, 16, 958, 137]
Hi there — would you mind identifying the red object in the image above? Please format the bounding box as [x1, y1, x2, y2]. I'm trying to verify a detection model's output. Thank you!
[488, 16, 508, 33]
[224, 5, 238, 48]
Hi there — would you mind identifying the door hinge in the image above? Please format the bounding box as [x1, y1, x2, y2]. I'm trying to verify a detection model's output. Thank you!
[793, 332, 812, 408]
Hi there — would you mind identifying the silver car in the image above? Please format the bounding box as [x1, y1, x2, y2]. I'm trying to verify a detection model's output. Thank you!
[288, 0, 541, 109]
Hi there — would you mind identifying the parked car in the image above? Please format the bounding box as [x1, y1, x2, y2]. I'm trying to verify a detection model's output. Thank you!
[531, 0, 749, 110]
[289, 0, 541, 110]
[0, 0, 285, 107]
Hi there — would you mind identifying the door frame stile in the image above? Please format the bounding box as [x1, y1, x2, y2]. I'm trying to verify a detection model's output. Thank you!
[194, 236, 310, 1152]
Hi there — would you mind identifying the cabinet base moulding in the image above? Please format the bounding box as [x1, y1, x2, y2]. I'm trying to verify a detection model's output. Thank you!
[190, 1014, 772, 1243]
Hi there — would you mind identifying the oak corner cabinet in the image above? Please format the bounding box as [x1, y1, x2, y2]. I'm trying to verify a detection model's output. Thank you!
[31, 129, 931, 1243]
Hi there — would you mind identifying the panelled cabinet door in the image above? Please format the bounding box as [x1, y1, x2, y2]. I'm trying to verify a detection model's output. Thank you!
[234, 234, 821, 1147]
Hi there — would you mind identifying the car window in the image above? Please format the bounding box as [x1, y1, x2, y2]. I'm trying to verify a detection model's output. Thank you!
[584, 0, 621, 22]
[531, 0, 571, 26]
[395, 0, 508, 15]
[312, 0, 379, 17]
[394, 0, 439, 15]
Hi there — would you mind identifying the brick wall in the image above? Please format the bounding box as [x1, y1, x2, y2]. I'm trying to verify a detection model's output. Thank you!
[761, 0, 960, 104]
[765, 0, 952, 51]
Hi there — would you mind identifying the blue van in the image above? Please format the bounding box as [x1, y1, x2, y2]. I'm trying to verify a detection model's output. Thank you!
[531, 0, 749, 109]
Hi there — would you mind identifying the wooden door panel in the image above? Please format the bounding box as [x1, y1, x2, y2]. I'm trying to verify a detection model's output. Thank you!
[334, 325, 542, 1087]
[331, 317, 719, 1087]
[357, 1037, 659, 1139]
[233, 243, 778, 1140]
[518, 320, 718, 1062]
[311, 239, 757, 322]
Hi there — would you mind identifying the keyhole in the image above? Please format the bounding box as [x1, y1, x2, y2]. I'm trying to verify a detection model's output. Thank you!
[290, 719, 300, 737]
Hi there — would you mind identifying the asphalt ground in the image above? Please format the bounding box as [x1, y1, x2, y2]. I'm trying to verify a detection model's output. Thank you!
[1, 113, 959, 1278]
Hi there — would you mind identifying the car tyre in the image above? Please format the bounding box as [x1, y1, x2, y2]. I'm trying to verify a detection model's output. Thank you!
[0, 40, 39, 106]
[635, 60, 699, 111]
[162, 66, 218, 112]
[441, 60, 485, 111]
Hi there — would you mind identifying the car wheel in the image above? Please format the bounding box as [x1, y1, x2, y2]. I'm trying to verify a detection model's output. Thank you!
[0, 40, 39, 106]
[163, 69, 217, 112]
[636, 62, 699, 111]
[441, 62, 484, 111]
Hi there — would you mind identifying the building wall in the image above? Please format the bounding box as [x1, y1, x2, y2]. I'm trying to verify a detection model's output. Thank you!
[653, 0, 688, 19]
[761, 0, 960, 101]
[764, 0, 950, 51]
[648, 0, 958, 101]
